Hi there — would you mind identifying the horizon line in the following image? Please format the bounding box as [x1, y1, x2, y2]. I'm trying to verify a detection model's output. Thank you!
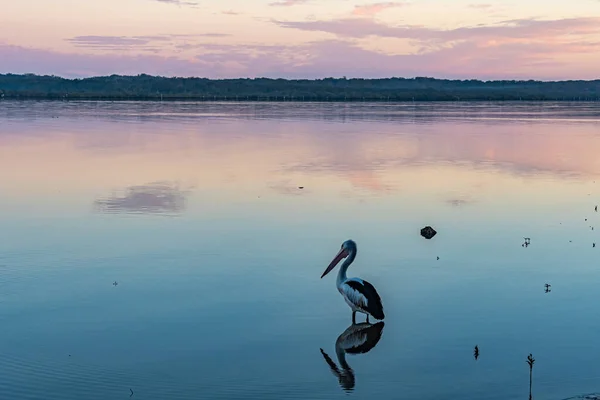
[3, 72, 600, 83]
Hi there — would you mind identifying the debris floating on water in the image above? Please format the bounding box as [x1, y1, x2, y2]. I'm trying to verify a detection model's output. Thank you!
[527, 353, 536, 400]
[544, 283, 551, 293]
[474, 345, 479, 360]
[420, 226, 437, 239]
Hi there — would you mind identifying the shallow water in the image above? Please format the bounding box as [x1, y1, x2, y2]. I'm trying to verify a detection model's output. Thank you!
[1, 100, 600, 400]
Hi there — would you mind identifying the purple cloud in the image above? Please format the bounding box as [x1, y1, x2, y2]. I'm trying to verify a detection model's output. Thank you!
[68, 36, 169, 48]
[3, 16, 600, 81]
[66, 34, 230, 52]
[274, 17, 600, 41]
[190, 38, 599, 80]
[0, 44, 204, 78]
[170, 33, 230, 38]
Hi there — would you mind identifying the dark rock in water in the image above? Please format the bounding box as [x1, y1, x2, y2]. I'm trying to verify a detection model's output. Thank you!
[421, 226, 437, 239]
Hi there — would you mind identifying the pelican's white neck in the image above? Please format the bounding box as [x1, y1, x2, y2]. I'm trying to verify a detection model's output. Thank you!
[336, 247, 356, 287]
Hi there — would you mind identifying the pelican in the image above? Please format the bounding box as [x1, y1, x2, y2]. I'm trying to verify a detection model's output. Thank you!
[320, 321, 385, 392]
[321, 240, 385, 324]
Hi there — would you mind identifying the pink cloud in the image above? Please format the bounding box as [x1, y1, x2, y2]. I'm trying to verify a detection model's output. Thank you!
[153, 0, 197, 6]
[468, 3, 493, 9]
[269, 0, 308, 6]
[155, 0, 198, 6]
[352, 2, 407, 16]
[2, 16, 600, 80]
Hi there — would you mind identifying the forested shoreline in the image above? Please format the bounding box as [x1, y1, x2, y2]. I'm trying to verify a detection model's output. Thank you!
[1, 73, 600, 101]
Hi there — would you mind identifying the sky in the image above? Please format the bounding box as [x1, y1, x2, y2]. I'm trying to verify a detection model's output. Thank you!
[1, 0, 600, 79]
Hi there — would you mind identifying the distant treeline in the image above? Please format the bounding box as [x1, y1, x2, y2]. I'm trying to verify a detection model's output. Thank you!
[1, 73, 600, 101]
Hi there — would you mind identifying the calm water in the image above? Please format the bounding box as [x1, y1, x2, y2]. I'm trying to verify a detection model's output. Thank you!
[2, 101, 600, 400]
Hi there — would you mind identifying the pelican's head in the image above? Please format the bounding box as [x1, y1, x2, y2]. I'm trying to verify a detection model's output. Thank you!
[321, 240, 357, 279]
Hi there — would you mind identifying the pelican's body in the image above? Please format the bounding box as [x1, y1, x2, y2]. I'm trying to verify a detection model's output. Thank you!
[321, 240, 385, 323]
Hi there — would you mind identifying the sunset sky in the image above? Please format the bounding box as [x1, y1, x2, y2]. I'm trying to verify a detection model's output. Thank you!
[1, 0, 600, 79]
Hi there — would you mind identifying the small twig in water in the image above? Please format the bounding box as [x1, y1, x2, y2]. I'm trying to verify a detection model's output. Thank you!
[130, 388, 134, 397]
[527, 354, 535, 400]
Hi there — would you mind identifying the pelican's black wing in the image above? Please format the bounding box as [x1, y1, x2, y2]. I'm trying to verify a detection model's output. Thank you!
[345, 279, 385, 320]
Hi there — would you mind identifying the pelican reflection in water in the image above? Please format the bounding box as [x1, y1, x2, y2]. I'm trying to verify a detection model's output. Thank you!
[320, 321, 385, 392]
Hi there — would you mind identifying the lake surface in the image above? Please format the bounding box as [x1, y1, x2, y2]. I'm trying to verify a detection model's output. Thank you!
[1, 100, 600, 400]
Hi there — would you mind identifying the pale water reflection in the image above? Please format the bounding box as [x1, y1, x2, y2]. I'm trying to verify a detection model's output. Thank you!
[1, 101, 600, 399]
[94, 182, 191, 215]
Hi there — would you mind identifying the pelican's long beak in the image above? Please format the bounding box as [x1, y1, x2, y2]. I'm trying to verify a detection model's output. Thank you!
[321, 248, 348, 278]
